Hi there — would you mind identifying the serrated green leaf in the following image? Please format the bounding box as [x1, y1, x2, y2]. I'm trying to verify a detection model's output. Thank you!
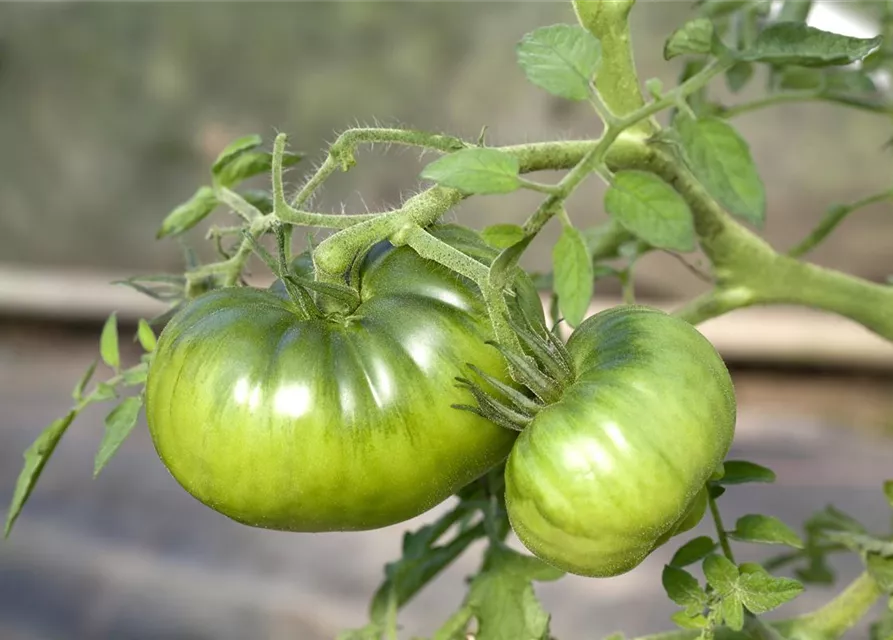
[420, 148, 521, 195]
[72, 359, 98, 402]
[553, 223, 594, 328]
[5, 411, 77, 537]
[721, 594, 745, 631]
[464, 545, 564, 640]
[718, 460, 776, 485]
[676, 115, 766, 227]
[604, 170, 695, 251]
[516, 24, 602, 100]
[481, 224, 527, 249]
[726, 62, 754, 93]
[157, 186, 218, 239]
[100, 313, 120, 370]
[136, 319, 157, 353]
[730, 514, 804, 549]
[670, 610, 709, 630]
[211, 134, 263, 176]
[671, 536, 718, 568]
[216, 150, 302, 188]
[703, 554, 739, 593]
[738, 566, 804, 614]
[662, 565, 707, 607]
[489, 234, 535, 291]
[741, 23, 882, 67]
[94, 396, 143, 477]
[868, 554, 893, 593]
[664, 19, 715, 60]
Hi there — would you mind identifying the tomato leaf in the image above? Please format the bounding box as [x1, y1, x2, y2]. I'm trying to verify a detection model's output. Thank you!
[240, 189, 275, 215]
[740, 23, 882, 67]
[72, 359, 98, 402]
[720, 594, 745, 631]
[670, 610, 709, 630]
[884, 481, 893, 510]
[481, 224, 527, 249]
[867, 554, 893, 593]
[604, 170, 695, 252]
[675, 115, 766, 227]
[100, 312, 120, 370]
[211, 134, 263, 177]
[823, 531, 893, 557]
[737, 565, 804, 614]
[729, 514, 805, 549]
[717, 460, 776, 485]
[136, 319, 157, 353]
[552, 223, 594, 328]
[725, 62, 754, 93]
[5, 411, 77, 537]
[420, 148, 521, 195]
[216, 149, 302, 189]
[156, 186, 219, 239]
[516, 24, 601, 101]
[703, 554, 739, 594]
[670, 536, 718, 568]
[664, 19, 715, 60]
[94, 396, 143, 477]
[463, 545, 563, 640]
[662, 565, 707, 608]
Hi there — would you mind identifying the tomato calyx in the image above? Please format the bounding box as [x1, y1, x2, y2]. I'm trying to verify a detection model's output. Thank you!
[452, 314, 574, 432]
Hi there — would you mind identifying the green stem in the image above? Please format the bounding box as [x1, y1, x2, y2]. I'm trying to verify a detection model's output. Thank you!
[573, 0, 648, 126]
[788, 189, 893, 258]
[708, 492, 736, 563]
[782, 572, 882, 640]
[399, 225, 524, 361]
[721, 92, 893, 119]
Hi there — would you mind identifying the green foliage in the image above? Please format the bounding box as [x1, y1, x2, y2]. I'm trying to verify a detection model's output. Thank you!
[6, 0, 893, 638]
[675, 115, 767, 227]
[516, 24, 602, 101]
[740, 23, 883, 67]
[728, 514, 805, 549]
[664, 19, 716, 60]
[421, 148, 521, 195]
[604, 170, 695, 251]
[552, 220, 594, 327]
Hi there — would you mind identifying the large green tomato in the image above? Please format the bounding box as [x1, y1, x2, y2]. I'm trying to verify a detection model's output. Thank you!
[146, 227, 541, 532]
[505, 306, 736, 577]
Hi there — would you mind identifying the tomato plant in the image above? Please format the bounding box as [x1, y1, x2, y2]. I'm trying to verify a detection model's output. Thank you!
[5, 0, 893, 638]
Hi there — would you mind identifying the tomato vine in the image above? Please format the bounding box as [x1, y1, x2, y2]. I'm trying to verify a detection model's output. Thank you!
[5, 0, 893, 638]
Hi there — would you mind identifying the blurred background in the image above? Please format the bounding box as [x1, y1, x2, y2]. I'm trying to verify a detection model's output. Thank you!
[1, 2, 892, 639]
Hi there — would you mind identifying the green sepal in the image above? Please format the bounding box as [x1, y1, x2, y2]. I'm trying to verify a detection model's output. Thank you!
[487, 341, 562, 405]
[463, 364, 543, 416]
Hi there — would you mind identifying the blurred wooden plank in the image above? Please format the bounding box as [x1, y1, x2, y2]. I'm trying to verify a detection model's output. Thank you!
[0, 264, 891, 371]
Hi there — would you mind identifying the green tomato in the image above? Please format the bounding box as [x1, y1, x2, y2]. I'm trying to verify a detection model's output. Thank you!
[146, 226, 541, 532]
[505, 306, 736, 577]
